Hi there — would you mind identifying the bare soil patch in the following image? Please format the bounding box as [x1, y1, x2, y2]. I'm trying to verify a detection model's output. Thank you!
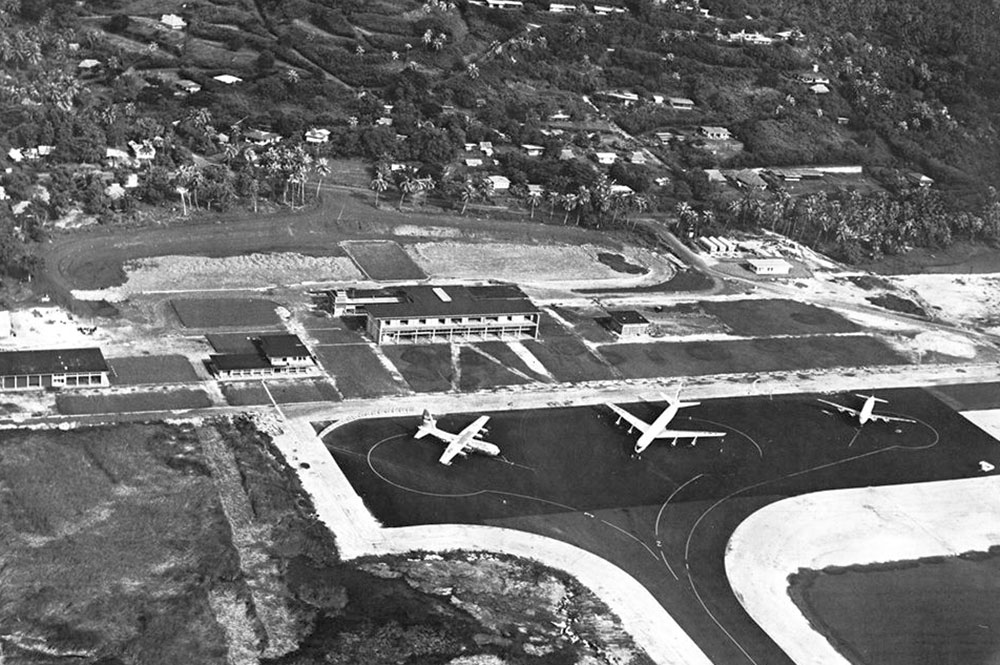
[597, 252, 647, 275]
[866, 294, 927, 317]
[342, 240, 427, 281]
[56, 388, 213, 415]
[171, 298, 283, 329]
[381, 345, 454, 393]
[109, 355, 201, 385]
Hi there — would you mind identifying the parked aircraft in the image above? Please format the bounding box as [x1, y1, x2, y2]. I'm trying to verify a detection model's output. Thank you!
[414, 410, 500, 465]
[817, 394, 916, 426]
[606, 391, 726, 454]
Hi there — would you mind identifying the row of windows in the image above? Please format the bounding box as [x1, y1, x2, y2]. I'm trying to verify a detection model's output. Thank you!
[383, 314, 538, 327]
[217, 365, 315, 378]
[1, 372, 107, 389]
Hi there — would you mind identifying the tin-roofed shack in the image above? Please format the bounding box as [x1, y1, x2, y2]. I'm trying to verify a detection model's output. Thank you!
[608, 310, 650, 338]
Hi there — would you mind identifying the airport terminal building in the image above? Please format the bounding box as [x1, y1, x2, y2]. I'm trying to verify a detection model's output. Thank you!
[363, 285, 541, 344]
[0, 347, 111, 390]
[209, 333, 318, 379]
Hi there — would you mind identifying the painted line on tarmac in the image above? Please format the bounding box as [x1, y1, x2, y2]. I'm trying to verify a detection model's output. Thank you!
[656, 473, 705, 539]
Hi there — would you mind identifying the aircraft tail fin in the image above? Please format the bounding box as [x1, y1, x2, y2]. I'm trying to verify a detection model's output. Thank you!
[414, 409, 435, 439]
[663, 384, 699, 408]
[855, 394, 887, 404]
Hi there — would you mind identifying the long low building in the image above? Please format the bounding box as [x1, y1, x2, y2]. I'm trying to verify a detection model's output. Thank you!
[0, 347, 110, 390]
[209, 333, 317, 379]
[364, 284, 540, 344]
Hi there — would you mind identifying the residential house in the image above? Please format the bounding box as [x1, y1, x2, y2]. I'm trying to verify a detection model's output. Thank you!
[104, 182, 126, 201]
[464, 142, 477, 152]
[123, 173, 140, 189]
[598, 90, 640, 105]
[728, 169, 767, 189]
[304, 128, 330, 144]
[128, 140, 156, 162]
[487, 174, 510, 190]
[521, 144, 544, 157]
[610, 184, 633, 194]
[808, 83, 830, 95]
[479, 141, 494, 156]
[724, 30, 773, 45]
[608, 310, 649, 338]
[655, 131, 676, 145]
[7, 148, 23, 163]
[594, 5, 627, 15]
[527, 184, 544, 196]
[629, 150, 646, 164]
[594, 151, 618, 165]
[375, 117, 393, 127]
[160, 13, 186, 30]
[212, 74, 243, 85]
[105, 147, 131, 165]
[36, 145, 53, 157]
[465, 158, 484, 167]
[907, 172, 934, 188]
[705, 169, 726, 183]
[174, 79, 202, 95]
[484, 0, 523, 8]
[0, 186, 7, 200]
[836, 116, 849, 125]
[667, 97, 695, 110]
[558, 147, 576, 160]
[548, 110, 571, 122]
[798, 72, 830, 85]
[549, 3, 576, 11]
[77, 58, 101, 70]
[245, 129, 281, 146]
[700, 126, 732, 140]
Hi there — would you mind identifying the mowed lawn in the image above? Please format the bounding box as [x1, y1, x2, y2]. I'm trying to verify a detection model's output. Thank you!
[222, 379, 341, 406]
[598, 335, 907, 379]
[312, 344, 407, 398]
[57, 389, 213, 415]
[341, 240, 427, 281]
[108, 355, 201, 385]
[0, 423, 237, 661]
[459, 346, 533, 391]
[381, 345, 454, 393]
[171, 298, 283, 329]
[700, 299, 861, 336]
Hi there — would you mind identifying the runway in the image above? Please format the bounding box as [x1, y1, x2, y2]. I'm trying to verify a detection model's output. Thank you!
[323, 387, 997, 665]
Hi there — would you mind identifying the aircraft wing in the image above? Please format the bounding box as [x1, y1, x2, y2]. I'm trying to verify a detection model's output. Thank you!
[869, 413, 916, 424]
[606, 404, 650, 433]
[817, 398, 859, 416]
[438, 415, 490, 465]
[657, 429, 726, 440]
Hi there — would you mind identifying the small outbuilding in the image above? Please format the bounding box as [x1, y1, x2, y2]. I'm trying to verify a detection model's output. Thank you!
[608, 310, 650, 338]
[746, 257, 791, 275]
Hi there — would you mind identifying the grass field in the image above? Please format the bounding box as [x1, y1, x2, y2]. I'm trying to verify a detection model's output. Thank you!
[172, 299, 283, 329]
[699, 299, 861, 336]
[550, 306, 618, 344]
[206, 333, 261, 354]
[599, 335, 906, 378]
[473, 341, 552, 382]
[341, 240, 427, 281]
[222, 379, 340, 406]
[312, 345, 407, 398]
[0, 423, 236, 663]
[56, 389, 214, 415]
[381, 345, 454, 393]
[459, 346, 532, 391]
[524, 338, 618, 383]
[109, 355, 201, 385]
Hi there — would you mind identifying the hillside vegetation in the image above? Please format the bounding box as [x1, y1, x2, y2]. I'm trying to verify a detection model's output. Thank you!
[2, 0, 1000, 265]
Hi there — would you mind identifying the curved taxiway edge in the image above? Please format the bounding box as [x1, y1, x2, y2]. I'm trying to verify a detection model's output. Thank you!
[725, 475, 1000, 665]
[272, 418, 713, 665]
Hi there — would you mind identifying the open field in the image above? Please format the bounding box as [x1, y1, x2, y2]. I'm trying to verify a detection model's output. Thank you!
[342, 240, 427, 281]
[524, 338, 618, 383]
[381, 345, 454, 393]
[311, 345, 407, 398]
[0, 423, 236, 663]
[699, 299, 861, 336]
[789, 551, 1000, 665]
[108, 355, 202, 385]
[458, 346, 533, 391]
[324, 386, 998, 665]
[171, 298, 283, 329]
[599, 335, 907, 379]
[56, 389, 213, 415]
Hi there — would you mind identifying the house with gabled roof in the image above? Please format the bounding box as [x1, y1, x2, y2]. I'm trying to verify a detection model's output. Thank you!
[160, 14, 186, 30]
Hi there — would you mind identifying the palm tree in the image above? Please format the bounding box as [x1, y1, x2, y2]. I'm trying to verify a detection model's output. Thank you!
[370, 171, 388, 207]
[175, 186, 189, 215]
[526, 190, 542, 219]
[574, 185, 591, 226]
[460, 181, 477, 215]
[545, 189, 561, 220]
[560, 193, 578, 225]
[314, 157, 331, 198]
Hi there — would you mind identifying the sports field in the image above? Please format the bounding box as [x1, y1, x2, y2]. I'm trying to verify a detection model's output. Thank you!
[323, 386, 999, 665]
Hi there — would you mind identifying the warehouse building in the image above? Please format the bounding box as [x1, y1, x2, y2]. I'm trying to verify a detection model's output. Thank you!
[0, 347, 110, 390]
[364, 284, 540, 344]
[607, 310, 650, 338]
[209, 333, 317, 379]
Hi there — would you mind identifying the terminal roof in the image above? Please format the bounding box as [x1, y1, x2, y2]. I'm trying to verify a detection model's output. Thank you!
[0, 348, 109, 376]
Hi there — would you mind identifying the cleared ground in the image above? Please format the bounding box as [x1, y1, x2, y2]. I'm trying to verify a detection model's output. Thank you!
[324, 386, 998, 665]
[341, 240, 427, 281]
[381, 345, 454, 393]
[699, 299, 861, 336]
[108, 355, 201, 385]
[311, 345, 407, 399]
[171, 298, 283, 329]
[222, 379, 341, 407]
[56, 389, 213, 415]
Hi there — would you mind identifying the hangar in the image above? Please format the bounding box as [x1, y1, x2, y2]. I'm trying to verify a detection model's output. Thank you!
[364, 285, 540, 344]
[0, 347, 110, 390]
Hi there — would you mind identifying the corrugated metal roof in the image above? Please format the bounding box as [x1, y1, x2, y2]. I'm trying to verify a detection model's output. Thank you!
[0, 348, 109, 376]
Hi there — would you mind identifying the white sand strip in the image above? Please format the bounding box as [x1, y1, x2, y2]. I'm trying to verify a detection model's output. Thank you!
[726, 475, 1000, 665]
[505, 340, 555, 381]
[962, 409, 1000, 443]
